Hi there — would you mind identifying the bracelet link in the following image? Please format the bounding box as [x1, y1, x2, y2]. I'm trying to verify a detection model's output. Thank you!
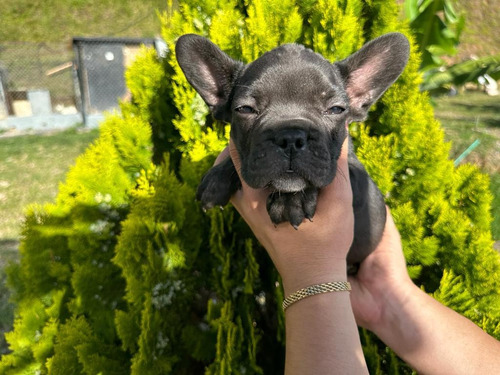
[282, 281, 351, 311]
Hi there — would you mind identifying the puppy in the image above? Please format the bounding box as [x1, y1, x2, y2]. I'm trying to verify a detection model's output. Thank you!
[176, 33, 409, 267]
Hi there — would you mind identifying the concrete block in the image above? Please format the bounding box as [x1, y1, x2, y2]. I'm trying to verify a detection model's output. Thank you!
[28, 89, 52, 115]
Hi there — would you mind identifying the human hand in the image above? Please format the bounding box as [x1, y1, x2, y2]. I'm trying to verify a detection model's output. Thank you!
[220, 136, 354, 295]
[348, 207, 414, 331]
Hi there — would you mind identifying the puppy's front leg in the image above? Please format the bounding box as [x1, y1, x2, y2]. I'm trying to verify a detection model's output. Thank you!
[196, 157, 241, 210]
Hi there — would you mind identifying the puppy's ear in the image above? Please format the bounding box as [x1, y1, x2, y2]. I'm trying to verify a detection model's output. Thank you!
[336, 33, 410, 122]
[176, 34, 243, 121]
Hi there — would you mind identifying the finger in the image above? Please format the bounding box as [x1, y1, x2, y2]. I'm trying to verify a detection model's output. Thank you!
[337, 132, 351, 184]
[385, 206, 398, 233]
[228, 138, 270, 214]
[381, 206, 403, 250]
[317, 134, 352, 204]
[214, 146, 230, 166]
[228, 138, 243, 179]
[229, 138, 255, 193]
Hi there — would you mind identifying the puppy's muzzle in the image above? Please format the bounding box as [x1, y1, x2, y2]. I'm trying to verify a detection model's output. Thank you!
[244, 120, 334, 193]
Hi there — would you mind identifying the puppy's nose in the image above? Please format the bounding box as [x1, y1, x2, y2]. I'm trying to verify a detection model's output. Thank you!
[274, 129, 308, 153]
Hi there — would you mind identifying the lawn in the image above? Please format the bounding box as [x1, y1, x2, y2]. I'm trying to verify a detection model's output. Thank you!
[433, 91, 500, 239]
[0, 128, 99, 239]
[0, 126, 99, 268]
[0, 127, 99, 354]
[433, 91, 500, 173]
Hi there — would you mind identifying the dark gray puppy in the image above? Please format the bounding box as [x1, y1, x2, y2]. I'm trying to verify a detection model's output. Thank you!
[176, 33, 409, 268]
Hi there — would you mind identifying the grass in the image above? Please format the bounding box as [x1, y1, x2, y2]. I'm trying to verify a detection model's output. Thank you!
[0, 127, 99, 354]
[0, 0, 169, 43]
[433, 91, 500, 239]
[433, 91, 500, 168]
[0, 127, 99, 240]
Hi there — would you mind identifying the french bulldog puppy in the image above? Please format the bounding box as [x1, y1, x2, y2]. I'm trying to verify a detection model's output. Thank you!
[176, 33, 409, 267]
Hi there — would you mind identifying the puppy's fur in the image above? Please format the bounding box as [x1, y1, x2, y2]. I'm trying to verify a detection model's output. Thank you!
[176, 34, 409, 267]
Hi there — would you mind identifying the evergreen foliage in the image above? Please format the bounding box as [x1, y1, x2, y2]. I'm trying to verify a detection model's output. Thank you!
[2, 0, 499, 374]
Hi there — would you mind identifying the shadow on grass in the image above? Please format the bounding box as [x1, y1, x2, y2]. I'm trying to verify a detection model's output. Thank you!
[0, 239, 19, 257]
[0, 239, 19, 356]
[479, 118, 500, 128]
[437, 99, 500, 128]
[453, 102, 500, 114]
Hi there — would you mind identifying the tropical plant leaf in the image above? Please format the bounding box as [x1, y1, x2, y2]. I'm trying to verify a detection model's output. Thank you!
[422, 53, 500, 92]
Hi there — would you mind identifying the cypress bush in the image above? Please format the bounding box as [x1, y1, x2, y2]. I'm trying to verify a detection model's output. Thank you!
[2, 0, 499, 374]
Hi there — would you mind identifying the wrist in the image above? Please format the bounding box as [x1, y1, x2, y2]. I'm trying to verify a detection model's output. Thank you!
[281, 262, 348, 297]
[368, 277, 417, 336]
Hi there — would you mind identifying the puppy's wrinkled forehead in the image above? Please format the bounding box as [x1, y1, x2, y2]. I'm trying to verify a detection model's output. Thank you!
[234, 44, 347, 104]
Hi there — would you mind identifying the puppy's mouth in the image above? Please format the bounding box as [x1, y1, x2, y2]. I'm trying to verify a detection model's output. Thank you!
[241, 125, 338, 191]
[242, 147, 335, 191]
[268, 171, 308, 192]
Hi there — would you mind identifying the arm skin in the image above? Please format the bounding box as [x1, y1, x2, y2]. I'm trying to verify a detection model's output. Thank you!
[349, 209, 500, 375]
[224, 135, 369, 374]
[216, 133, 500, 374]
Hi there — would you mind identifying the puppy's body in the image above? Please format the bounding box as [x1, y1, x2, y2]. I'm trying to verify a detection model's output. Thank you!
[176, 34, 409, 268]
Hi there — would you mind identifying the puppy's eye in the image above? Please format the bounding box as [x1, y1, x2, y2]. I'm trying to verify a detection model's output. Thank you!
[235, 105, 257, 114]
[324, 106, 345, 115]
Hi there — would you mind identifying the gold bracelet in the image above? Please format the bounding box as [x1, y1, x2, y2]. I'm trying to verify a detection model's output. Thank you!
[282, 281, 351, 311]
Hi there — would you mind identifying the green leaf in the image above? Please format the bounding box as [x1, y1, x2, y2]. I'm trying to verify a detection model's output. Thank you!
[403, 0, 419, 22]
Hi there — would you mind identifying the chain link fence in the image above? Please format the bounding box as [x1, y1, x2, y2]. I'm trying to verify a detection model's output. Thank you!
[73, 37, 156, 124]
[0, 42, 76, 118]
[0, 38, 163, 129]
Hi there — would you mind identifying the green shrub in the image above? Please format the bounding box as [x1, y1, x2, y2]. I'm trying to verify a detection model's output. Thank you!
[1, 0, 499, 374]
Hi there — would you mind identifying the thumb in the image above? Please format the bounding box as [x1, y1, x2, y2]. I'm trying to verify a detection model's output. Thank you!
[214, 146, 230, 166]
[228, 138, 243, 179]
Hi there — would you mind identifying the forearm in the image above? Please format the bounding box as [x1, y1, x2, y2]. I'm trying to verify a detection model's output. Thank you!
[284, 272, 368, 375]
[373, 282, 500, 375]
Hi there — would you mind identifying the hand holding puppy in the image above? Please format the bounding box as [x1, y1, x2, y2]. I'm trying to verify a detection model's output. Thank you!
[218, 135, 353, 296]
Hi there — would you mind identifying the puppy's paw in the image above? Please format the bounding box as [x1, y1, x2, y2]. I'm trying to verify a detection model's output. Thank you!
[196, 158, 241, 210]
[266, 187, 318, 228]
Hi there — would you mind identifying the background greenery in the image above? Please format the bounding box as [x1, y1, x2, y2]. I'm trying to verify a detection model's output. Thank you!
[453, 0, 500, 61]
[0, 129, 99, 355]
[2, 91, 498, 358]
[0, 0, 499, 372]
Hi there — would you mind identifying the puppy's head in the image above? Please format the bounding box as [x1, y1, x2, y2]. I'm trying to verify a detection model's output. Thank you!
[176, 34, 409, 192]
